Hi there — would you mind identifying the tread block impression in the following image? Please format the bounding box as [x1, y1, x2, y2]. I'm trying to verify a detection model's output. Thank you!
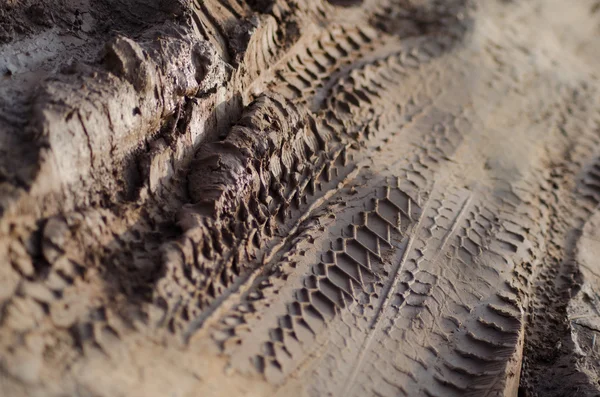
[2, 1, 600, 396]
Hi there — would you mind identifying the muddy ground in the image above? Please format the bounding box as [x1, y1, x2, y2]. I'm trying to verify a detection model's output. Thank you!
[1, 1, 600, 396]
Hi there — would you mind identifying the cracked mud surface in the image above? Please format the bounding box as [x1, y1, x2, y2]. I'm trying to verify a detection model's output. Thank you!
[2, 1, 600, 396]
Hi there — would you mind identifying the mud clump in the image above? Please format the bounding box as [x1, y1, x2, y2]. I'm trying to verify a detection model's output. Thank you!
[103, 37, 155, 93]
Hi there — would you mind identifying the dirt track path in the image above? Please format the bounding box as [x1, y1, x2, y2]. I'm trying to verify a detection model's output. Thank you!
[2, 1, 600, 396]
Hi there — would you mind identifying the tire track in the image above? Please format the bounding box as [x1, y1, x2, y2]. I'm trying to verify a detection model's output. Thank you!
[4, 1, 600, 396]
[340, 185, 442, 396]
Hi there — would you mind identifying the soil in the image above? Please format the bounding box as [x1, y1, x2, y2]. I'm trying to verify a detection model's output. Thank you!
[1, 1, 600, 396]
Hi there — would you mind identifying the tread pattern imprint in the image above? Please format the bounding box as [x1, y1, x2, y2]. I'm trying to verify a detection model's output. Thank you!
[2, 1, 600, 397]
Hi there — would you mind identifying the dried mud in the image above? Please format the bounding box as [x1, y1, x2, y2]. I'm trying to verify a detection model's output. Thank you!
[1, 1, 600, 396]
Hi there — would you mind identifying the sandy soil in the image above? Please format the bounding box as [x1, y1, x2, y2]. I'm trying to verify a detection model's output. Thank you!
[1, 1, 600, 396]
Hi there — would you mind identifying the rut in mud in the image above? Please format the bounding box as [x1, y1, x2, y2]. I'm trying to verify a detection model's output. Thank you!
[2, 1, 600, 396]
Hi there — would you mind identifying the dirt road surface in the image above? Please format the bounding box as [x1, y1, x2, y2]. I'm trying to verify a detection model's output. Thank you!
[2, 1, 600, 396]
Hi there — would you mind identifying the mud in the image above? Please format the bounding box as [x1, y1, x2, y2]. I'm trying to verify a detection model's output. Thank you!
[1, 0, 600, 396]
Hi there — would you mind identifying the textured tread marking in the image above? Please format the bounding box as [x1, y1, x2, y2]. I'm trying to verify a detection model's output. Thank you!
[333, 253, 365, 283]
[11, 2, 596, 395]
[464, 329, 516, 350]
[269, 23, 397, 106]
[486, 303, 521, 320]
[365, 212, 393, 243]
[377, 199, 403, 228]
[310, 290, 338, 318]
[341, 190, 536, 397]
[338, 251, 373, 274]
[158, 94, 366, 342]
[373, 206, 401, 230]
[454, 346, 504, 363]
[340, 190, 429, 396]
[316, 277, 348, 308]
[433, 373, 468, 392]
[31, 1, 576, 392]
[344, 239, 372, 268]
[301, 302, 327, 333]
[311, 36, 452, 118]
[477, 317, 520, 335]
[355, 226, 382, 256]
[324, 266, 354, 297]
[443, 358, 500, 378]
[496, 290, 520, 308]
[221, 181, 420, 382]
